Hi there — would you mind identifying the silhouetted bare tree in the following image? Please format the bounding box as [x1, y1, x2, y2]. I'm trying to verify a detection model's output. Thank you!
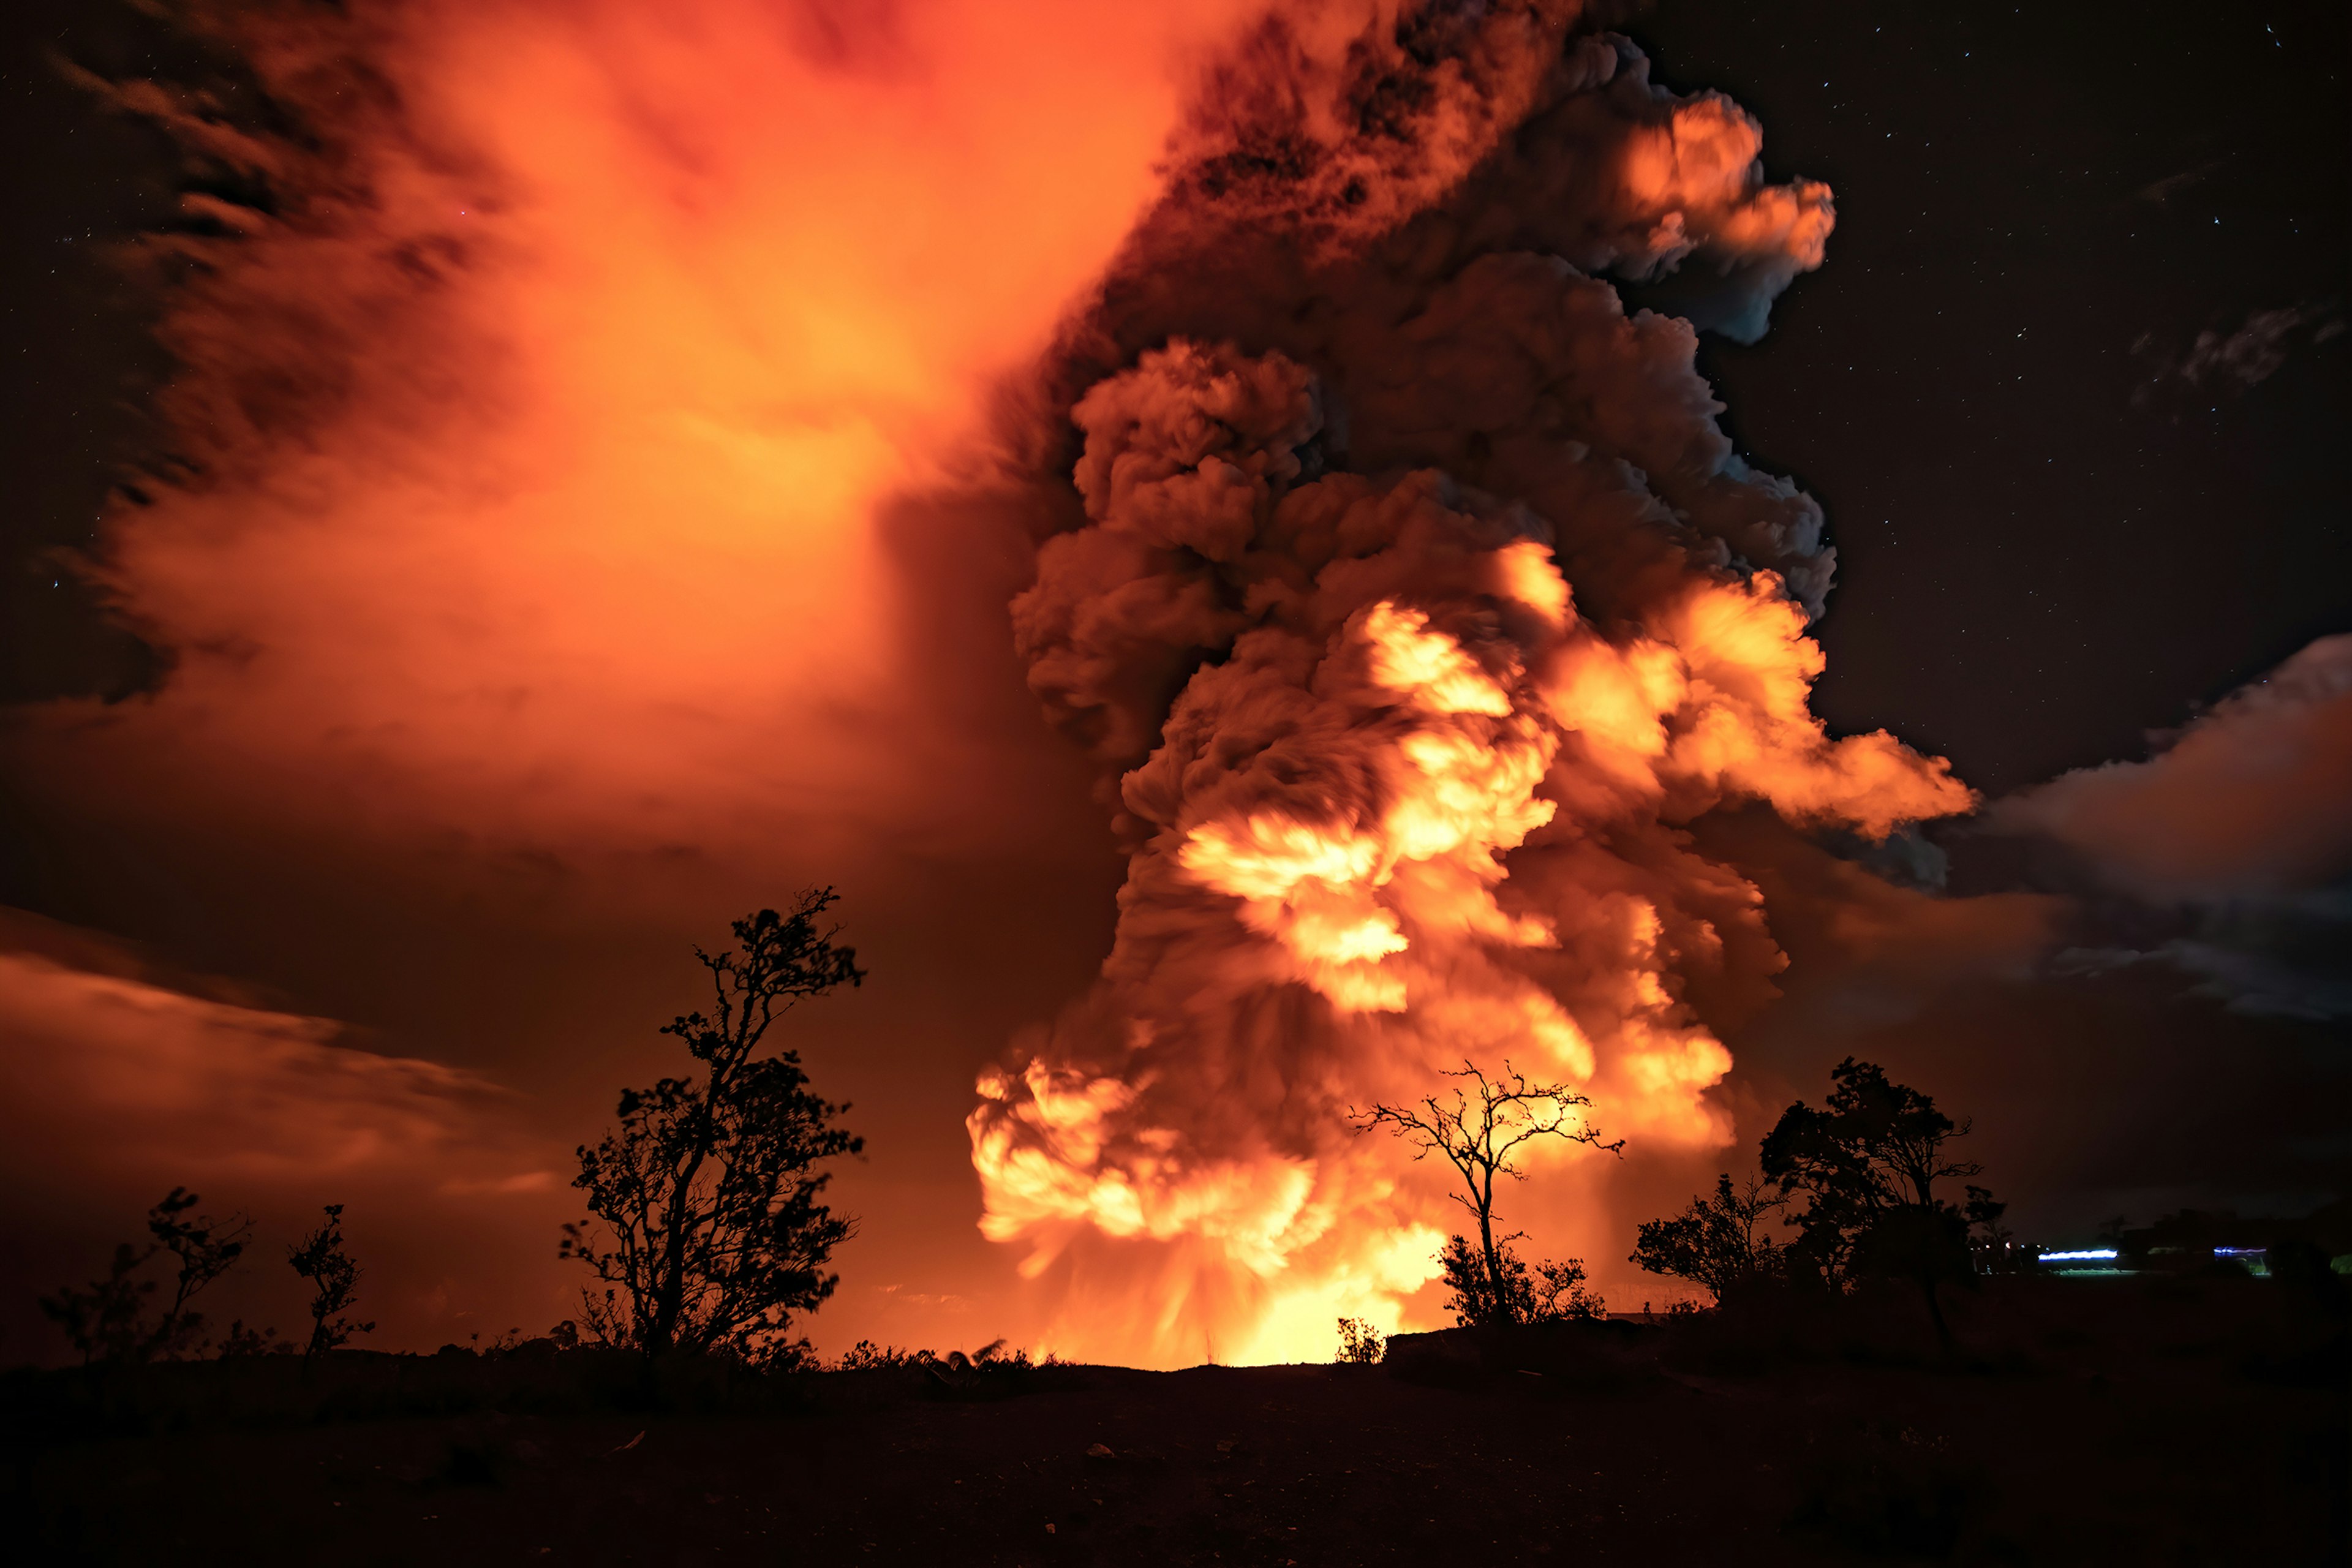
[288, 1204, 374, 1362]
[1354, 1061, 1621, 1327]
[39, 1188, 254, 1365]
[1630, 1172, 1787, 1303]
[560, 892, 865, 1368]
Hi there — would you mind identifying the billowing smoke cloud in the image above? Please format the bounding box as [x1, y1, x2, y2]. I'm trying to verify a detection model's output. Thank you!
[6, 0, 1313, 1358]
[1996, 635, 2351, 904]
[26, 0, 1271, 867]
[969, 9, 1971, 1365]
[4, 0, 2000, 1363]
[1993, 633, 2352, 1020]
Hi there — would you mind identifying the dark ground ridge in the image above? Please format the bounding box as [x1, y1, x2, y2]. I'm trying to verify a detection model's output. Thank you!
[5, 1273, 2345, 1566]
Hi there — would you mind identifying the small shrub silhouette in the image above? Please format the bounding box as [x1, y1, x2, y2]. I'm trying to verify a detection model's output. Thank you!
[1631, 1172, 1787, 1303]
[835, 1340, 938, 1371]
[40, 1243, 156, 1368]
[217, 1319, 292, 1359]
[1438, 1235, 1606, 1327]
[39, 1188, 255, 1365]
[288, 1204, 374, 1363]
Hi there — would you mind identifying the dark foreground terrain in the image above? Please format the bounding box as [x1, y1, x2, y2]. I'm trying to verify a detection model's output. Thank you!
[6, 1274, 2344, 1566]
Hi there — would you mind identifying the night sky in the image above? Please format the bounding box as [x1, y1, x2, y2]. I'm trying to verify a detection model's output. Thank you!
[0, 1, 2342, 1363]
[1641, 1, 2348, 796]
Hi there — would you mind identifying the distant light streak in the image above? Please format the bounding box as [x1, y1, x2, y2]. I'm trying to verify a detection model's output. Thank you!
[2038, 1248, 2119, 1262]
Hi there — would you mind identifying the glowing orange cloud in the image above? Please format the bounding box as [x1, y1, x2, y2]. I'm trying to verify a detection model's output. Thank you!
[973, 336, 1973, 1367]
[10, 2, 1979, 1371]
[9, 0, 1327, 1362]
[47, 0, 1272, 861]
[968, 10, 1970, 1367]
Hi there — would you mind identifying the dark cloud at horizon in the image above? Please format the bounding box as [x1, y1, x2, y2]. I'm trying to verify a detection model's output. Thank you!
[1981, 633, 2351, 1027]
[1659, 641, 2350, 1244]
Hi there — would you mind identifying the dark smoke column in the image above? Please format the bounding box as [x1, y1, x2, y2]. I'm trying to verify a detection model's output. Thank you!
[970, 3, 1970, 1368]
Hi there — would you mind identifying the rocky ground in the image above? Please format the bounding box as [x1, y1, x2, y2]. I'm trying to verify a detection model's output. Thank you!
[7, 1273, 2344, 1566]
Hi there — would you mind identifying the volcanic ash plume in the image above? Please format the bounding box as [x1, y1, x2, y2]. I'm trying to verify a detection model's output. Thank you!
[44, 0, 1265, 864]
[968, 12, 1973, 1366]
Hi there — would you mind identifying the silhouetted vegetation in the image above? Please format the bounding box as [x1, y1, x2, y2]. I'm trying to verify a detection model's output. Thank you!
[1630, 1171, 1787, 1303]
[288, 1204, 374, 1362]
[10, 1255, 2338, 1567]
[1353, 1060, 1619, 1328]
[1758, 1058, 2002, 1344]
[39, 1188, 254, 1366]
[833, 1340, 932, 1371]
[1627, 1059, 2022, 1355]
[12, 1030, 2340, 1568]
[147, 1187, 255, 1358]
[1333, 1317, 1384, 1364]
[1437, 1235, 1605, 1327]
[216, 1318, 291, 1359]
[39, 1243, 156, 1370]
[825, 1336, 1074, 1404]
[560, 892, 865, 1369]
[832, 1338, 1031, 1374]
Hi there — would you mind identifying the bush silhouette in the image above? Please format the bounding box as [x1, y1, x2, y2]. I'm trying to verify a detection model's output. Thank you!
[39, 1188, 255, 1366]
[1760, 1059, 2001, 1345]
[1630, 1172, 1786, 1304]
[1438, 1235, 1605, 1327]
[288, 1204, 374, 1362]
[1335, 1317, 1385, 1363]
